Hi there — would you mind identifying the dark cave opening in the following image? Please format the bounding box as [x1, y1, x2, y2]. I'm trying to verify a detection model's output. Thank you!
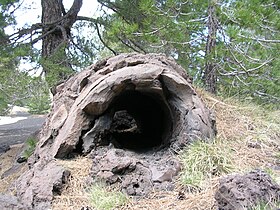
[108, 90, 172, 151]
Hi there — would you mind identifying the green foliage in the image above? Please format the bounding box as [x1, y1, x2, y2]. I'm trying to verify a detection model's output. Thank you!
[0, 95, 9, 115]
[69, 22, 104, 70]
[0, 3, 51, 115]
[26, 78, 51, 114]
[212, 0, 279, 106]
[23, 136, 38, 159]
[179, 139, 234, 188]
[0, 0, 19, 25]
[100, 0, 280, 106]
[101, 0, 207, 71]
[1, 0, 279, 108]
[0, 0, 19, 46]
[40, 43, 74, 87]
[89, 182, 128, 210]
[0, 53, 51, 114]
[27, 95, 50, 114]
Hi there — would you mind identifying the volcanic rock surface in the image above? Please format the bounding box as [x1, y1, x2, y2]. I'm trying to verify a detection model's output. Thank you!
[215, 170, 280, 210]
[13, 53, 216, 209]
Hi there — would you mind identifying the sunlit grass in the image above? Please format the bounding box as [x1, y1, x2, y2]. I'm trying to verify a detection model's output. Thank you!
[89, 182, 128, 210]
[179, 139, 234, 189]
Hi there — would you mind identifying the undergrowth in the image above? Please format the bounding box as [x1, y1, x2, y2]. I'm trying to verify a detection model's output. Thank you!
[52, 90, 280, 210]
[23, 137, 38, 159]
[89, 182, 128, 210]
[179, 139, 234, 189]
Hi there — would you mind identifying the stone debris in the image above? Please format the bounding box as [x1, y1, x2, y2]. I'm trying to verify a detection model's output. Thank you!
[215, 170, 280, 210]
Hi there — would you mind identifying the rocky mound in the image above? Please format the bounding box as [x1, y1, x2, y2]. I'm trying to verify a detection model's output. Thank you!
[215, 170, 280, 209]
[12, 53, 216, 209]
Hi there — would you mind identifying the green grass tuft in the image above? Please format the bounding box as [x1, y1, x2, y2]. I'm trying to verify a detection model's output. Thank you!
[179, 139, 234, 188]
[23, 137, 38, 159]
[89, 183, 128, 210]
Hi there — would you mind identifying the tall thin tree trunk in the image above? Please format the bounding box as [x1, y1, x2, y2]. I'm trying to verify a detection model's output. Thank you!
[203, 0, 218, 94]
[41, 0, 82, 82]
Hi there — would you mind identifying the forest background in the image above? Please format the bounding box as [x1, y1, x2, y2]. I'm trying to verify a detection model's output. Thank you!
[0, 0, 279, 114]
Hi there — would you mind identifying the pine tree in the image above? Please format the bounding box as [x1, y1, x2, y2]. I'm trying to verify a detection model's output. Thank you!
[99, 0, 280, 105]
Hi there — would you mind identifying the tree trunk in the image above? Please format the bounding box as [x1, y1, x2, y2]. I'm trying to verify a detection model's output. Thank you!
[203, 0, 218, 94]
[41, 0, 83, 82]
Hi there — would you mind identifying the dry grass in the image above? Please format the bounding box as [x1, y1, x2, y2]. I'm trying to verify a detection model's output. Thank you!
[202, 90, 279, 171]
[51, 90, 280, 209]
[52, 157, 92, 210]
[0, 144, 28, 194]
[123, 181, 219, 210]
[1, 90, 279, 209]
[52, 157, 128, 210]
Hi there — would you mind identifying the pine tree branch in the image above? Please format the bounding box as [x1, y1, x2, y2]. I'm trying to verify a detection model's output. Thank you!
[117, 36, 142, 53]
[76, 16, 97, 22]
[95, 22, 117, 55]
[255, 91, 280, 102]
[220, 58, 273, 76]
[9, 23, 43, 41]
[29, 28, 56, 45]
[129, 39, 146, 54]
[238, 34, 280, 43]
[10, 0, 83, 45]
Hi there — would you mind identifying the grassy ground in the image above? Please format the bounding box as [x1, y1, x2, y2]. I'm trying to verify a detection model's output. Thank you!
[52, 90, 280, 210]
[0, 91, 279, 209]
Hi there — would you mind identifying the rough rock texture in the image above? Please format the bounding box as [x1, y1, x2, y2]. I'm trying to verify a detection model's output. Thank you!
[90, 148, 181, 196]
[13, 53, 216, 208]
[0, 194, 24, 210]
[215, 170, 280, 210]
[0, 143, 10, 154]
[36, 53, 216, 159]
[15, 160, 70, 209]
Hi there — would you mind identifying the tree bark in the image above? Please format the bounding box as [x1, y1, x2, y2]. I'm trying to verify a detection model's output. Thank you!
[41, 0, 83, 81]
[203, 0, 218, 94]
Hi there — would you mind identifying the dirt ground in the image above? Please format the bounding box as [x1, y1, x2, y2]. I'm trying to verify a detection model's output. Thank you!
[0, 144, 28, 194]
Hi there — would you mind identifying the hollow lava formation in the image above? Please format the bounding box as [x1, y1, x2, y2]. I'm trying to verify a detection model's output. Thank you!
[14, 53, 216, 209]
